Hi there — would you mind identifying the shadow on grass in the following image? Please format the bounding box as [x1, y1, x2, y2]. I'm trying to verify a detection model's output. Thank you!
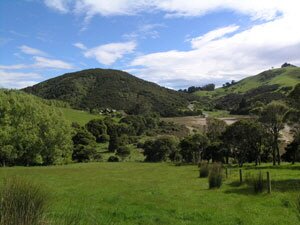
[224, 179, 300, 195]
[225, 163, 300, 171]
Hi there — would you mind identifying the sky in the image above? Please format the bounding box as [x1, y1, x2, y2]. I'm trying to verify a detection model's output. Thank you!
[1, 0, 300, 89]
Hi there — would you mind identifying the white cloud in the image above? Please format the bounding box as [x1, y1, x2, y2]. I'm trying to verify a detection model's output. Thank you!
[0, 70, 41, 89]
[190, 25, 239, 49]
[0, 57, 74, 70]
[73, 42, 87, 50]
[0, 64, 28, 70]
[44, 0, 69, 13]
[43, 0, 284, 21]
[19, 45, 47, 56]
[129, 5, 300, 88]
[84, 41, 136, 65]
[33, 56, 74, 69]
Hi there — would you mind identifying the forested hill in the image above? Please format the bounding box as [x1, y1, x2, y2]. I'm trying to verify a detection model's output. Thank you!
[23, 69, 197, 116]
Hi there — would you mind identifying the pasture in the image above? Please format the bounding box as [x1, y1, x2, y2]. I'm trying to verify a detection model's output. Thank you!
[1, 163, 299, 225]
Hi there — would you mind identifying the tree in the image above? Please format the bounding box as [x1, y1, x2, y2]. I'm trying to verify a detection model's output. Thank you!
[116, 146, 131, 160]
[222, 119, 265, 166]
[180, 133, 209, 163]
[143, 136, 178, 162]
[258, 102, 289, 165]
[0, 90, 72, 166]
[206, 118, 227, 143]
[85, 119, 107, 143]
[72, 128, 97, 162]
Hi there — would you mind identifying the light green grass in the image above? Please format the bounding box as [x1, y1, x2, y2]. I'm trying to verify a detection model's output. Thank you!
[59, 107, 104, 125]
[195, 67, 300, 99]
[0, 163, 299, 225]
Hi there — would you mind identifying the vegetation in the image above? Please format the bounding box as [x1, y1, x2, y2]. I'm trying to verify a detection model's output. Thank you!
[208, 163, 223, 189]
[0, 177, 48, 225]
[0, 90, 72, 166]
[195, 67, 300, 114]
[23, 69, 199, 116]
[0, 163, 299, 225]
[199, 162, 209, 178]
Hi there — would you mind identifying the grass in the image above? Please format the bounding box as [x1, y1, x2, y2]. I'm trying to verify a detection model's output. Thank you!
[59, 107, 104, 126]
[0, 176, 49, 225]
[194, 67, 300, 99]
[0, 163, 299, 225]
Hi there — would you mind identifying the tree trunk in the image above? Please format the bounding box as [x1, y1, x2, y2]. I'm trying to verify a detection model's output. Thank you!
[272, 145, 276, 166]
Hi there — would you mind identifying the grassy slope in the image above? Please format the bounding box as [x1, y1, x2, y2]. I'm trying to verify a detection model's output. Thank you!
[195, 67, 300, 99]
[0, 163, 299, 225]
[59, 107, 104, 126]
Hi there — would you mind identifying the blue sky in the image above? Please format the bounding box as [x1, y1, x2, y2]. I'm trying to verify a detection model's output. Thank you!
[1, 1, 300, 89]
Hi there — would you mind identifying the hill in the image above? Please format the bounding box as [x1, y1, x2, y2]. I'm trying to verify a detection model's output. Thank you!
[195, 66, 300, 114]
[23, 69, 198, 117]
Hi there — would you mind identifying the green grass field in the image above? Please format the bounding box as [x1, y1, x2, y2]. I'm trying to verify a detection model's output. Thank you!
[59, 107, 104, 125]
[1, 163, 299, 225]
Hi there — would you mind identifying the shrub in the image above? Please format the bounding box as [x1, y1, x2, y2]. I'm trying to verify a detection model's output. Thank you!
[208, 163, 223, 189]
[0, 177, 49, 225]
[116, 146, 131, 160]
[252, 171, 265, 193]
[295, 195, 300, 215]
[108, 156, 119, 162]
[199, 162, 209, 178]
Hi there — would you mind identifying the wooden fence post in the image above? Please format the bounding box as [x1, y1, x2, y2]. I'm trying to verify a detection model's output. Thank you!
[239, 169, 243, 184]
[267, 171, 271, 194]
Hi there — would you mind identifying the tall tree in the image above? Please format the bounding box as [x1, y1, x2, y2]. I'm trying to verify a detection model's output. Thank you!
[258, 102, 289, 165]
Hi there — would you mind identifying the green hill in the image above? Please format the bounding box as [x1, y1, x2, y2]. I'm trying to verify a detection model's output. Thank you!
[23, 69, 197, 117]
[195, 66, 300, 114]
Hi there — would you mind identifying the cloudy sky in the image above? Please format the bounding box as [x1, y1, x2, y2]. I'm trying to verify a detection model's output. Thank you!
[1, 0, 300, 89]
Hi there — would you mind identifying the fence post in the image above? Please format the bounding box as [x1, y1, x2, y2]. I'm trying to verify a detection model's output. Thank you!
[239, 169, 243, 184]
[267, 171, 271, 194]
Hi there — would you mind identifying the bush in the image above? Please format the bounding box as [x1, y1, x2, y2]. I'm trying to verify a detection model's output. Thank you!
[296, 195, 300, 215]
[0, 177, 49, 225]
[208, 163, 223, 189]
[252, 171, 265, 193]
[107, 156, 119, 162]
[199, 162, 209, 178]
[116, 146, 131, 160]
[96, 134, 110, 143]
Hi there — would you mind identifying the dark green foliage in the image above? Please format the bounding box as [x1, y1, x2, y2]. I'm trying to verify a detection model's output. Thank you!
[72, 144, 97, 162]
[222, 119, 265, 166]
[199, 162, 209, 178]
[216, 85, 284, 114]
[0, 177, 48, 225]
[179, 83, 215, 93]
[72, 128, 96, 146]
[282, 140, 300, 164]
[71, 127, 97, 162]
[85, 119, 107, 143]
[180, 133, 208, 163]
[116, 146, 131, 160]
[120, 115, 146, 135]
[108, 134, 128, 152]
[258, 102, 289, 165]
[281, 62, 296, 68]
[252, 171, 265, 193]
[107, 156, 119, 162]
[208, 163, 223, 189]
[23, 69, 197, 116]
[143, 136, 179, 162]
[0, 90, 72, 166]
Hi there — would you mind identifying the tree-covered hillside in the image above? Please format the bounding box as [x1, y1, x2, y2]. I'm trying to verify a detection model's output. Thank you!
[23, 69, 198, 116]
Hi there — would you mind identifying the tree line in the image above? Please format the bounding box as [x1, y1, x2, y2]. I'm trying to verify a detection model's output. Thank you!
[0, 89, 299, 166]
